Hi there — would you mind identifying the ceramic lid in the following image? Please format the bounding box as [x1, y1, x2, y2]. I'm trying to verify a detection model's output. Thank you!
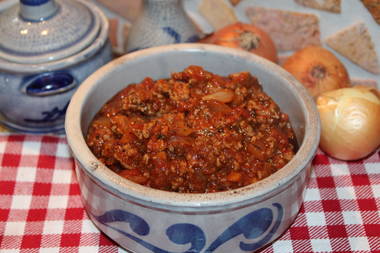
[0, 0, 101, 64]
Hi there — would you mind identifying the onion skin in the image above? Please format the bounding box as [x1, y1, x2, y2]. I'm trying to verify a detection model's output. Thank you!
[283, 46, 351, 98]
[317, 86, 380, 161]
[200, 22, 278, 63]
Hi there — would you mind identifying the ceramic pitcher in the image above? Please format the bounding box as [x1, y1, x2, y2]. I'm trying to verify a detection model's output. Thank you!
[125, 0, 200, 53]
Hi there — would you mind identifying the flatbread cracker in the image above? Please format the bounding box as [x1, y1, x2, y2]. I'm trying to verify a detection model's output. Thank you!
[325, 22, 380, 74]
[245, 7, 321, 51]
[198, 0, 238, 30]
[96, 0, 142, 22]
[108, 18, 119, 49]
[294, 0, 341, 13]
[361, 0, 380, 25]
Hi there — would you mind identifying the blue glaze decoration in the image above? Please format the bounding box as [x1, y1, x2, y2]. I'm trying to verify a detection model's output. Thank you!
[20, 0, 50, 6]
[240, 203, 283, 251]
[94, 221, 167, 253]
[96, 210, 180, 253]
[162, 27, 181, 43]
[186, 35, 200, 43]
[166, 224, 206, 253]
[24, 72, 76, 97]
[24, 101, 69, 123]
[97, 210, 206, 253]
[97, 209, 150, 236]
[94, 203, 283, 252]
[206, 203, 283, 252]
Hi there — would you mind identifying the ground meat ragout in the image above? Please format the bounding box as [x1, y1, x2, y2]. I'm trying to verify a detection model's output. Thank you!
[86, 65, 298, 193]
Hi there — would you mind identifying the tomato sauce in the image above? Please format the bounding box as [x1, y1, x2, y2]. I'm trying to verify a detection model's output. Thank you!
[86, 66, 298, 193]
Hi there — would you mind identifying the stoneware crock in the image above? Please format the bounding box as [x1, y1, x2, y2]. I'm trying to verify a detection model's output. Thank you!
[126, 0, 200, 53]
[0, 0, 112, 133]
[65, 44, 320, 253]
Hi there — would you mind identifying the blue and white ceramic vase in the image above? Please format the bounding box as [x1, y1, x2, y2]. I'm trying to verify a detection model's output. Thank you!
[125, 0, 200, 53]
[0, 0, 112, 133]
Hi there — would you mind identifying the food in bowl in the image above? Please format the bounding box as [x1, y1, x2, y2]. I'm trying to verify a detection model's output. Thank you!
[65, 44, 320, 253]
[86, 65, 298, 193]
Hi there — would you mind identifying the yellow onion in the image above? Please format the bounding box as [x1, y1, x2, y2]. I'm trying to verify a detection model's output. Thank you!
[202, 89, 235, 103]
[316, 86, 380, 160]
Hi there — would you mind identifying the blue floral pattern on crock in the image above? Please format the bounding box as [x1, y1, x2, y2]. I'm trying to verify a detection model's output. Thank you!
[24, 101, 69, 123]
[162, 26, 199, 43]
[95, 203, 283, 252]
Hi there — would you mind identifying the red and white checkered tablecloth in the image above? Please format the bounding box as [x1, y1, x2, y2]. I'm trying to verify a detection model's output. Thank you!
[0, 134, 379, 253]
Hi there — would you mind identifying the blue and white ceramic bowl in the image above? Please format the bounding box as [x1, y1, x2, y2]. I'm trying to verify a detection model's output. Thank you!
[0, 0, 112, 133]
[65, 44, 320, 253]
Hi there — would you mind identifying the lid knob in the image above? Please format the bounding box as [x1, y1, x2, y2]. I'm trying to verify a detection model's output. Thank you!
[19, 0, 58, 21]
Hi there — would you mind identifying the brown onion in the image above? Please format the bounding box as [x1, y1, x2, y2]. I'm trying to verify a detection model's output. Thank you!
[316, 86, 380, 160]
[282, 46, 351, 99]
[200, 22, 278, 63]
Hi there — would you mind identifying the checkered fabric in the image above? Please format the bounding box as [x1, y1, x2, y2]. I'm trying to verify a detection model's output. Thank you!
[0, 134, 379, 253]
